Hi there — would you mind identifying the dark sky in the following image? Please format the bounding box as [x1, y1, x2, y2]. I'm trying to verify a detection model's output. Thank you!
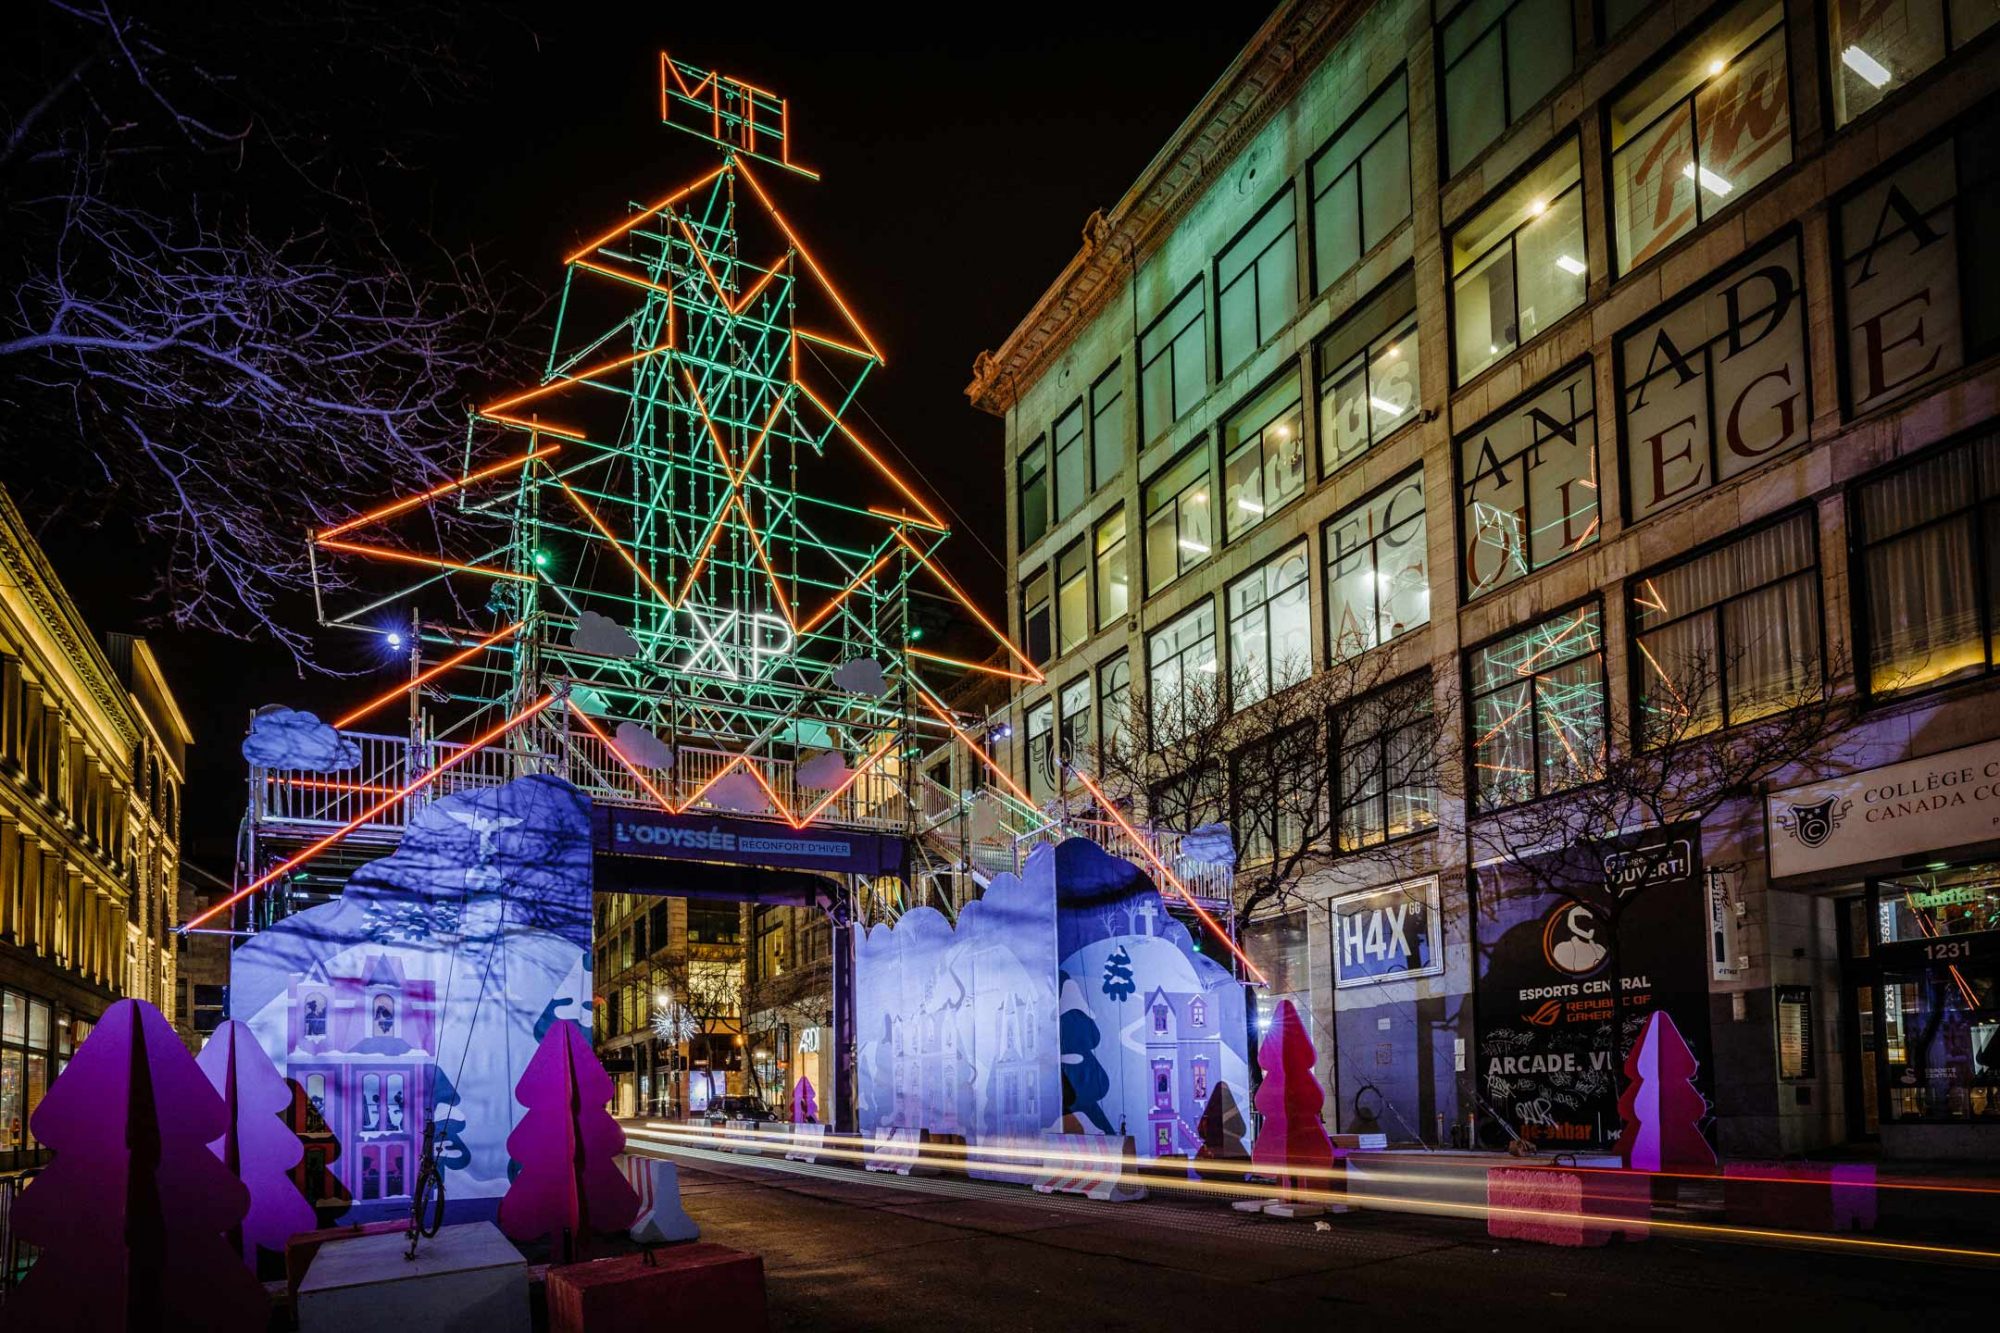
[38, 5, 1266, 872]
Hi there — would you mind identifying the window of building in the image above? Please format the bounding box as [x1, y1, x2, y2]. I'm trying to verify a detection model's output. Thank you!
[1143, 444, 1213, 594]
[1835, 101, 2000, 417]
[1453, 138, 1587, 383]
[687, 901, 741, 945]
[1831, 1, 2000, 127]
[1053, 400, 1087, 519]
[1222, 374, 1307, 542]
[1025, 697, 1057, 804]
[1311, 73, 1412, 289]
[1232, 724, 1317, 864]
[1150, 763, 1224, 829]
[1227, 543, 1312, 708]
[1216, 189, 1298, 372]
[1601, 0, 1652, 36]
[1023, 568, 1052, 666]
[1095, 509, 1129, 627]
[1019, 435, 1049, 548]
[1059, 676, 1092, 768]
[1618, 232, 1809, 521]
[1468, 603, 1606, 810]
[1090, 364, 1126, 486]
[1853, 431, 2000, 697]
[1325, 470, 1430, 660]
[1318, 272, 1421, 475]
[1140, 282, 1208, 439]
[1441, 0, 1576, 176]
[1336, 673, 1439, 850]
[1056, 538, 1090, 656]
[1147, 600, 1218, 744]
[1458, 362, 1599, 600]
[1631, 510, 1820, 738]
[1099, 655, 1133, 756]
[1608, 0, 1791, 275]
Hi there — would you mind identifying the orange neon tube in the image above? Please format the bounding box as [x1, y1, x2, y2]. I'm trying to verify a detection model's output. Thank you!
[796, 551, 894, 637]
[331, 621, 527, 731]
[894, 530, 1041, 680]
[564, 164, 726, 264]
[316, 540, 537, 583]
[569, 707, 681, 814]
[735, 159, 884, 362]
[482, 411, 590, 442]
[797, 735, 899, 826]
[866, 506, 950, 534]
[914, 690, 1037, 811]
[183, 695, 556, 931]
[573, 258, 677, 299]
[543, 471, 676, 608]
[905, 648, 1043, 683]
[732, 496, 797, 632]
[318, 447, 560, 541]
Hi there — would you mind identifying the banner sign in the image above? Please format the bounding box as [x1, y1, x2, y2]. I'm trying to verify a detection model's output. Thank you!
[1331, 877, 1444, 988]
[596, 806, 909, 879]
[1767, 737, 2000, 878]
[1473, 821, 1714, 1150]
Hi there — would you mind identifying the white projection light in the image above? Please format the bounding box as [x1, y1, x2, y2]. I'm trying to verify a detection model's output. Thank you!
[1842, 45, 1892, 88]
[1682, 162, 1734, 196]
[1555, 254, 1587, 276]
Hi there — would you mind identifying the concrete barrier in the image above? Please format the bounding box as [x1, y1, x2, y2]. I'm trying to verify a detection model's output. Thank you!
[864, 1126, 937, 1176]
[784, 1123, 828, 1164]
[1723, 1160, 1877, 1233]
[617, 1153, 699, 1244]
[1486, 1164, 1650, 1247]
[1032, 1133, 1147, 1202]
[721, 1119, 765, 1155]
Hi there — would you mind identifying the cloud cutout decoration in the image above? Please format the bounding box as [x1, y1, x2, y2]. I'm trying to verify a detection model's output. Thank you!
[241, 707, 360, 773]
[571, 610, 640, 658]
[566, 686, 609, 716]
[831, 657, 888, 697]
[1179, 821, 1238, 869]
[703, 770, 772, 815]
[612, 722, 675, 772]
[794, 750, 852, 791]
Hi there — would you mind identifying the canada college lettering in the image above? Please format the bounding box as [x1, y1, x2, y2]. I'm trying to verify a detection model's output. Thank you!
[1768, 738, 2000, 877]
[1859, 760, 2000, 824]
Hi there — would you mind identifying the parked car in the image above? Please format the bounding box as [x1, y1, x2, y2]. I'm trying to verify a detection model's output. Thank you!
[700, 1095, 779, 1124]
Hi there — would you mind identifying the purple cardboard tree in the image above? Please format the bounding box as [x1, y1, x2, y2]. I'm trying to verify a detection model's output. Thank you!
[8, 999, 267, 1332]
[1615, 1010, 1717, 1172]
[1193, 1081, 1251, 1180]
[1251, 1000, 1334, 1198]
[792, 1074, 819, 1124]
[197, 1019, 319, 1265]
[498, 1019, 638, 1260]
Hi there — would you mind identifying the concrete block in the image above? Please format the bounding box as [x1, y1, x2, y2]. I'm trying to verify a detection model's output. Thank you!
[298, 1221, 528, 1333]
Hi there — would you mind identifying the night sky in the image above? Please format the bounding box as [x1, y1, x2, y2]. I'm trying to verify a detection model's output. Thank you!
[30, 6, 1267, 873]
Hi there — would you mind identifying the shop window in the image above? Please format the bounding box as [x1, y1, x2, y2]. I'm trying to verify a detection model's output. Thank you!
[1325, 470, 1430, 661]
[1452, 138, 1587, 383]
[1311, 73, 1412, 289]
[1091, 364, 1126, 486]
[1853, 431, 2000, 696]
[1222, 374, 1307, 542]
[1468, 603, 1606, 811]
[1608, 0, 1792, 274]
[1025, 697, 1057, 805]
[1099, 656, 1133, 756]
[1336, 672, 1439, 850]
[1216, 189, 1298, 373]
[1140, 283, 1208, 439]
[1830, 0, 1999, 128]
[1056, 538, 1090, 656]
[1147, 600, 1218, 744]
[1022, 568, 1052, 667]
[1319, 272, 1421, 476]
[1053, 400, 1087, 519]
[1457, 362, 1599, 600]
[1143, 444, 1213, 594]
[1019, 435, 1049, 549]
[1226, 543, 1312, 708]
[1440, 0, 1575, 176]
[1631, 510, 1821, 738]
[1095, 509, 1129, 627]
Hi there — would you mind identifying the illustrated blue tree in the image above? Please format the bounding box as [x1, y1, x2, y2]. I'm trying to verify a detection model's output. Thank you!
[1101, 947, 1136, 1004]
[1058, 974, 1115, 1135]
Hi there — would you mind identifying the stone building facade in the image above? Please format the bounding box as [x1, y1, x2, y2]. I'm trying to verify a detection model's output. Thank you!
[971, 0, 2000, 1158]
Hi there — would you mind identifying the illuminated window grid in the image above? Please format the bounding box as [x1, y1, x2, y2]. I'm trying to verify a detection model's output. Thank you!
[1467, 603, 1606, 811]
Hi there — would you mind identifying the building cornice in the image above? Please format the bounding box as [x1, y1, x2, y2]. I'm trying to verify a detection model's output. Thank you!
[965, 0, 1358, 417]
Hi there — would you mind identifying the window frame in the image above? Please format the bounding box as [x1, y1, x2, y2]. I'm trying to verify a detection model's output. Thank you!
[1055, 536, 1091, 657]
[1448, 135, 1590, 385]
[1825, 0, 2000, 131]
[1230, 722, 1320, 865]
[1018, 434, 1050, 550]
[1453, 357, 1602, 604]
[1463, 597, 1609, 813]
[1094, 507, 1130, 628]
[1024, 695, 1057, 804]
[1052, 399, 1088, 519]
[1139, 280, 1209, 442]
[1225, 540, 1314, 710]
[1022, 566, 1052, 667]
[1323, 466, 1430, 662]
[1099, 654, 1134, 756]
[1143, 440, 1216, 595]
[1091, 362, 1126, 488]
[1214, 186, 1300, 374]
[1220, 369, 1308, 543]
[1438, 0, 1579, 179]
[1316, 268, 1423, 477]
[1309, 69, 1414, 293]
[1146, 597, 1219, 743]
[1333, 670, 1440, 852]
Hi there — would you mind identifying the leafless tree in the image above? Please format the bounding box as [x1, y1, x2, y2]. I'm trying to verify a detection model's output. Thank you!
[2, 2, 533, 667]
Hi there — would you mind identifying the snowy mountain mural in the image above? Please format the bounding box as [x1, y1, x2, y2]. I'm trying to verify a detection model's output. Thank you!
[227, 774, 593, 1223]
[855, 837, 1248, 1173]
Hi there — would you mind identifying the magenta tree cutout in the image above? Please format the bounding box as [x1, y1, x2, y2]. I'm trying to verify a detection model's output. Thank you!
[9, 999, 267, 1331]
[792, 1074, 819, 1124]
[1615, 1010, 1717, 1172]
[1251, 1000, 1334, 1198]
[498, 1019, 638, 1260]
[197, 1019, 319, 1265]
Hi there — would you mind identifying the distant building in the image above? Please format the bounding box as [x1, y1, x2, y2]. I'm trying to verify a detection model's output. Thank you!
[0, 487, 192, 1169]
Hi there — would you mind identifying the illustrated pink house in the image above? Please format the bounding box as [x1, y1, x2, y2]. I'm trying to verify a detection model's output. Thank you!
[1142, 985, 1221, 1158]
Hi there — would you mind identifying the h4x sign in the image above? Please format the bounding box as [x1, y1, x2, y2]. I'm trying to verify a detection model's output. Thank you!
[1331, 877, 1444, 988]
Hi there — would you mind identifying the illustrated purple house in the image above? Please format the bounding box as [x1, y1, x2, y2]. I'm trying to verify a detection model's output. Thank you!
[1141, 984, 1223, 1157]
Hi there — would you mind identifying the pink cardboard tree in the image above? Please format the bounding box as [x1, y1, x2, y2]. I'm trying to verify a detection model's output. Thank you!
[1251, 1000, 1334, 1198]
[8, 999, 267, 1332]
[498, 1018, 638, 1260]
[791, 1074, 819, 1124]
[197, 1019, 319, 1265]
[1615, 1010, 1717, 1172]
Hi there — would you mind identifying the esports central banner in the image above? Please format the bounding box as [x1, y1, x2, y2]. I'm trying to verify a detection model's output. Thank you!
[1472, 821, 1714, 1150]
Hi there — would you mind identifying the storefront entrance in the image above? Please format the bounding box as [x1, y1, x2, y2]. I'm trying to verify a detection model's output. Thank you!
[1838, 864, 2000, 1154]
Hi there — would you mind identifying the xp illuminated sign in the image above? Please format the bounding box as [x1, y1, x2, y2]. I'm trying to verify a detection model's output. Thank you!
[680, 605, 794, 681]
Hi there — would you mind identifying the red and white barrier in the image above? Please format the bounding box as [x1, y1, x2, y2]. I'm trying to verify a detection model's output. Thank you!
[864, 1126, 937, 1176]
[785, 1122, 828, 1164]
[1032, 1133, 1148, 1202]
[722, 1118, 766, 1155]
[617, 1152, 700, 1243]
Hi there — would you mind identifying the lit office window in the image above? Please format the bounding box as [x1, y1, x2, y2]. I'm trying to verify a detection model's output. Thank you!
[1227, 543, 1312, 708]
[1221, 374, 1307, 542]
[1336, 673, 1438, 850]
[1318, 272, 1420, 474]
[1216, 189, 1299, 372]
[1830, 0, 1999, 127]
[1056, 538, 1090, 656]
[1452, 138, 1586, 383]
[1608, 0, 1791, 273]
[1059, 676, 1093, 768]
[1143, 444, 1213, 594]
[1458, 363, 1599, 600]
[1147, 600, 1218, 743]
[1324, 471, 1429, 660]
[1095, 509, 1129, 625]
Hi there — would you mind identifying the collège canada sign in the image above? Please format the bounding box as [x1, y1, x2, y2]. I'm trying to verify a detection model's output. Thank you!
[1767, 738, 2000, 878]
